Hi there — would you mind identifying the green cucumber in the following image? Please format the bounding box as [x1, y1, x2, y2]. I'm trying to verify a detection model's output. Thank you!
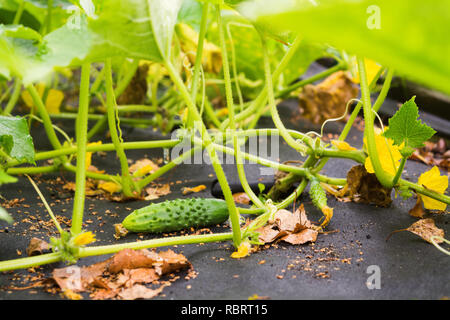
[122, 198, 230, 233]
[309, 177, 327, 210]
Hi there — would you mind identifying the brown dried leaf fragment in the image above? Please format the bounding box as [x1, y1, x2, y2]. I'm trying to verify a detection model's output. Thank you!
[52, 266, 84, 292]
[233, 192, 251, 205]
[107, 249, 158, 274]
[281, 229, 318, 245]
[129, 158, 160, 177]
[298, 71, 359, 124]
[406, 218, 445, 244]
[118, 284, 165, 300]
[26, 238, 50, 256]
[182, 185, 207, 195]
[114, 223, 129, 239]
[347, 165, 392, 207]
[144, 183, 171, 200]
[153, 249, 191, 276]
[409, 197, 426, 219]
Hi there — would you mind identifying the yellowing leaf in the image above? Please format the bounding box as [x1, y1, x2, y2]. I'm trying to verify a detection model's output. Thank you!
[45, 89, 64, 114]
[331, 140, 357, 151]
[418, 166, 448, 211]
[231, 241, 251, 259]
[86, 141, 102, 169]
[99, 182, 121, 194]
[364, 132, 402, 176]
[73, 231, 96, 246]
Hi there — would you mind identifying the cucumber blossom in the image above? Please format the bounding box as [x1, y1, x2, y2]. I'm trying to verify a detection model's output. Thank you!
[122, 198, 230, 233]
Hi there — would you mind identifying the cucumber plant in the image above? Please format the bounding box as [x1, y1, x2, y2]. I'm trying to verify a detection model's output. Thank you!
[0, 0, 449, 272]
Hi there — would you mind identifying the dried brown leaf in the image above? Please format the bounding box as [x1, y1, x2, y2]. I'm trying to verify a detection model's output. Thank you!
[144, 184, 171, 200]
[281, 229, 318, 245]
[118, 284, 165, 300]
[26, 238, 50, 256]
[107, 249, 158, 274]
[233, 192, 251, 205]
[406, 218, 445, 244]
[409, 197, 426, 219]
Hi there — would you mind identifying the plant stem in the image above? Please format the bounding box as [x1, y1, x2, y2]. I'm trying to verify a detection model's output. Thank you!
[261, 34, 308, 155]
[79, 232, 234, 257]
[12, 0, 25, 24]
[277, 63, 345, 99]
[71, 63, 91, 236]
[358, 57, 393, 188]
[0, 253, 62, 272]
[114, 59, 139, 98]
[105, 59, 134, 197]
[3, 78, 21, 115]
[26, 84, 63, 150]
[392, 156, 407, 186]
[373, 68, 394, 113]
[164, 60, 242, 248]
[217, 5, 263, 208]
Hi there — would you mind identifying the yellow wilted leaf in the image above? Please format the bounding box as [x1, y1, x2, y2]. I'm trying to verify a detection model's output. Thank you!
[73, 231, 96, 246]
[351, 58, 382, 84]
[364, 132, 402, 176]
[45, 89, 64, 114]
[85, 141, 102, 169]
[418, 166, 448, 211]
[331, 140, 357, 151]
[99, 182, 121, 194]
[320, 206, 334, 227]
[230, 241, 251, 259]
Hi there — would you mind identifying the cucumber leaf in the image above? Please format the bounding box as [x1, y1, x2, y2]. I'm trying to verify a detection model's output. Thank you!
[383, 97, 436, 150]
[238, 0, 450, 95]
[0, 115, 35, 163]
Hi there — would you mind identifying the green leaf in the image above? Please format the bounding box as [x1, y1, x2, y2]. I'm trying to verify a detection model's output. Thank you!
[89, 0, 183, 62]
[0, 115, 35, 163]
[239, 0, 450, 95]
[383, 97, 436, 149]
[0, 168, 17, 185]
[0, 206, 13, 224]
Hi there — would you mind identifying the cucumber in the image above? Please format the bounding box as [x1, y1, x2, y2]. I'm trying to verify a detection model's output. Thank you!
[309, 177, 327, 210]
[122, 198, 230, 233]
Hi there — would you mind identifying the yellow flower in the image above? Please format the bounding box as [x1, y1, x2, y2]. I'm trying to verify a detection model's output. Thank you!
[350, 58, 382, 84]
[230, 241, 251, 259]
[331, 140, 357, 151]
[98, 182, 121, 194]
[73, 231, 96, 246]
[364, 132, 402, 176]
[85, 141, 102, 169]
[21, 83, 64, 114]
[418, 166, 448, 211]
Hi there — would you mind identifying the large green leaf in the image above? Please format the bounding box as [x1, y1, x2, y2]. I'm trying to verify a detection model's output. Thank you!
[239, 0, 450, 95]
[89, 0, 183, 62]
[0, 115, 35, 163]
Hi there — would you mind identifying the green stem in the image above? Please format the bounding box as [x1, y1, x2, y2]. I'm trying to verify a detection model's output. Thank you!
[114, 59, 139, 98]
[261, 34, 308, 155]
[26, 84, 63, 150]
[12, 0, 25, 24]
[71, 63, 91, 236]
[0, 253, 62, 272]
[217, 5, 263, 208]
[399, 179, 450, 205]
[277, 63, 345, 99]
[164, 60, 242, 248]
[392, 156, 407, 186]
[358, 57, 393, 188]
[3, 78, 22, 115]
[373, 68, 394, 113]
[105, 59, 134, 197]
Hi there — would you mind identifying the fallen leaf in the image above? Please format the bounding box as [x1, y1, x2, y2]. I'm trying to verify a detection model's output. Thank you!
[145, 184, 171, 200]
[230, 242, 251, 259]
[182, 185, 207, 195]
[129, 159, 159, 177]
[26, 238, 50, 256]
[406, 218, 444, 244]
[347, 165, 392, 207]
[98, 181, 121, 194]
[298, 71, 359, 124]
[63, 289, 83, 300]
[118, 284, 165, 300]
[52, 266, 83, 292]
[281, 229, 318, 245]
[233, 192, 251, 205]
[409, 197, 426, 218]
[113, 223, 129, 239]
[153, 249, 191, 275]
[107, 249, 158, 274]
